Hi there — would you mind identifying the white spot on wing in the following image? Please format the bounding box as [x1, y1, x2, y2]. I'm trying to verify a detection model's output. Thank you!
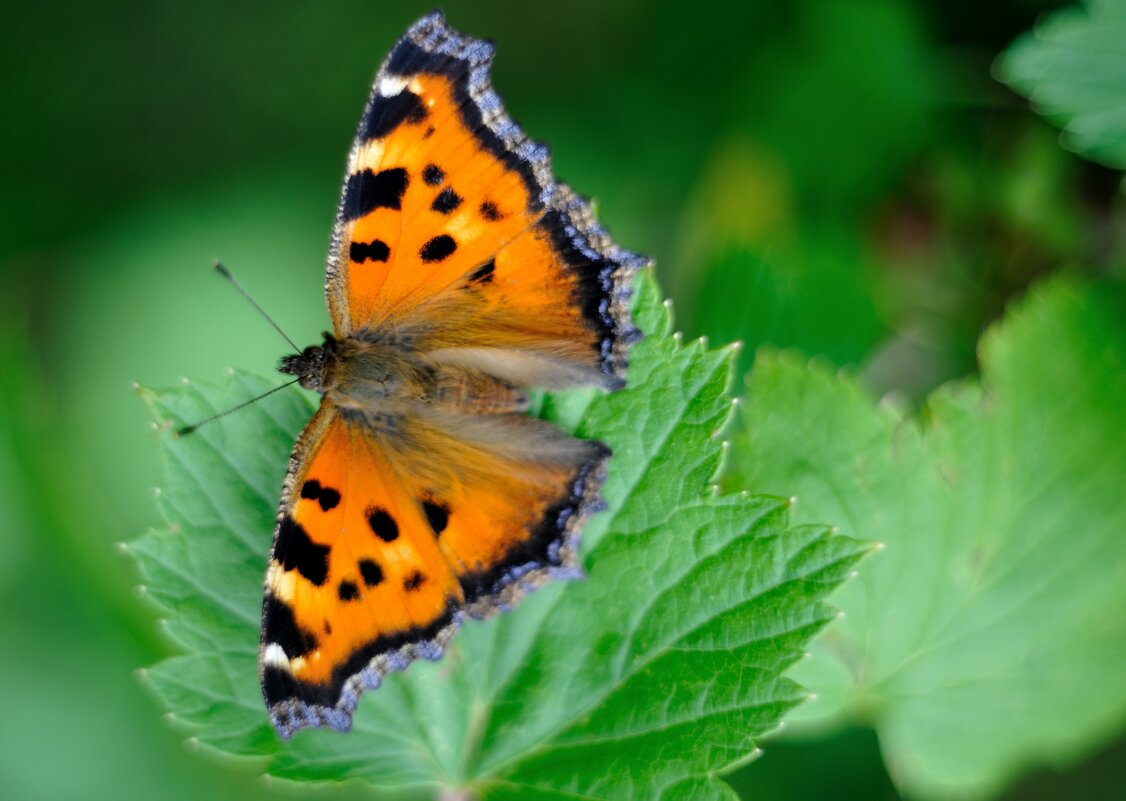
[379, 76, 408, 97]
[262, 643, 292, 671]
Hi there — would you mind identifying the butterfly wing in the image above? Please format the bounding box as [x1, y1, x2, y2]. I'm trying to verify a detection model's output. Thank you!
[261, 400, 608, 737]
[262, 12, 645, 738]
[325, 12, 646, 389]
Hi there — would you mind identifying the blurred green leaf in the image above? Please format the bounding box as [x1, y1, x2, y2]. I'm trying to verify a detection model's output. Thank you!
[0, 311, 315, 801]
[999, 0, 1126, 170]
[732, 277, 1126, 798]
[129, 274, 867, 798]
[692, 243, 886, 374]
[748, 0, 939, 217]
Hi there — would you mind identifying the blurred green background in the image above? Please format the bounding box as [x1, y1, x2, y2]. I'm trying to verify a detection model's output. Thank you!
[2, 1, 1124, 799]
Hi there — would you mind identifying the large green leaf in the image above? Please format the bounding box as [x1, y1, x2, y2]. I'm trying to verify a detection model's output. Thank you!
[998, 0, 1126, 170]
[129, 274, 867, 799]
[732, 277, 1126, 798]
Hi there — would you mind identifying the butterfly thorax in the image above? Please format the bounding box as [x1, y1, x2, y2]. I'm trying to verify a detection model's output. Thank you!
[279, 332, 432, 411]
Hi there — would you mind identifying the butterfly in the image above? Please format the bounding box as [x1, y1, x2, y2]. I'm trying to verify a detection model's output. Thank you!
[259, 12, 646, 738]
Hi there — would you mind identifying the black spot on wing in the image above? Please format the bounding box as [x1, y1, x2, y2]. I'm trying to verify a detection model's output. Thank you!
[423, 164, 445, 186]
[467, 259, 495, 285]
[318, 488, 341, 511]
[359, 558, 384, 587]
[403, 571, 426, 591]
[263, 595, 317, 657]
[349, 240, 390, 264]
[342, 168, 409, 221]
[431, 188, 462, 214]
[366, 507, 399, 542]
[361, 90, 427, 140]
[422, 501, 449, 535]
[479, 201, 502, 221]
[338, 580, 360, 602]
[276, 517, 330, 586]
[420, 235, 457, 263]
[300, 480, 341, 511]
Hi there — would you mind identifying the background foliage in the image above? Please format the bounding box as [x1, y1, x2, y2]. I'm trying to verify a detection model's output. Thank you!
[2, 1, 1125, 799]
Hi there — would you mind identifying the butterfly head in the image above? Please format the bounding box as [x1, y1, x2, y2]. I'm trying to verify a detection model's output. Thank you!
[279, 333, 338, 392]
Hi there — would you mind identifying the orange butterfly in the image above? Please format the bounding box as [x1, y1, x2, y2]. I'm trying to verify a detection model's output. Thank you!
[259, 12, 645, 738]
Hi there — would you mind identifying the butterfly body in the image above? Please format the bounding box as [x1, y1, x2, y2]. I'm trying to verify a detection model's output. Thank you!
[281, 333, 439, 410]
[258, 13, 646, 738]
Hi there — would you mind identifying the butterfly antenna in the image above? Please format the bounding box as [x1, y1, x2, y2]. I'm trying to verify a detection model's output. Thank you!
[176, 377, 302, 436]
[213, 261, 302, 354]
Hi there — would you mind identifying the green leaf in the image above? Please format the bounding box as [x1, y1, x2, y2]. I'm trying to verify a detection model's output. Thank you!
[998, 0, 1126, 170]
[129, 274, 868, 799]
[732, 277, 1126, 799]
[690, 242, 885, 376]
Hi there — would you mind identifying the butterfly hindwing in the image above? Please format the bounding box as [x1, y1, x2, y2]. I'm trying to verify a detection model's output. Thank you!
[260, 400, 609, 737]
[261, 403, 464, 735]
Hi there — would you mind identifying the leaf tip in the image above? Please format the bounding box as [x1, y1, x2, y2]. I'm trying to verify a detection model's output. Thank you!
[185, 736, 201, 752]
[114, 541, 129, 556]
